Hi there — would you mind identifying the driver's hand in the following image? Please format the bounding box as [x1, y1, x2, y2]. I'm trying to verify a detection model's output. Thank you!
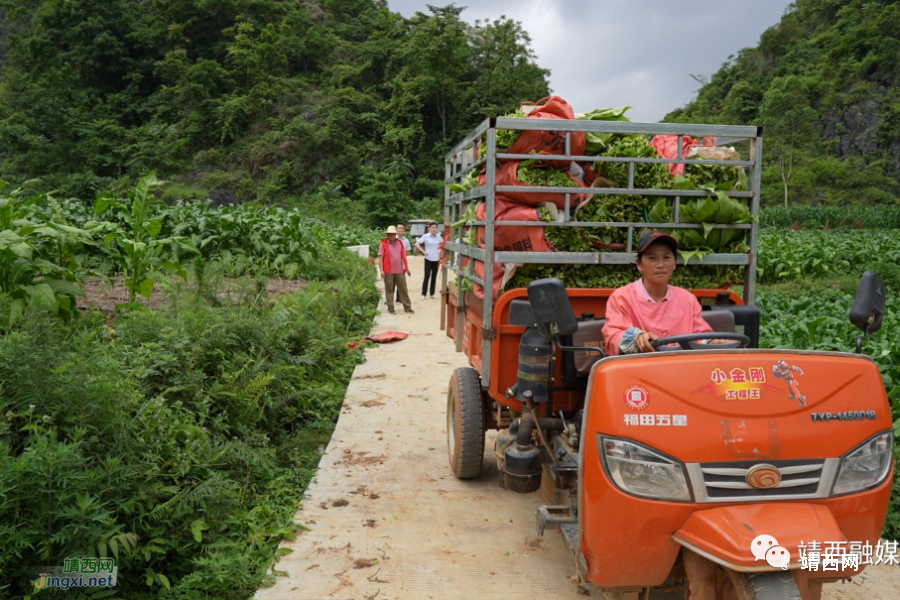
[708, 339, 732, 345]
[637, 331, 660, 353]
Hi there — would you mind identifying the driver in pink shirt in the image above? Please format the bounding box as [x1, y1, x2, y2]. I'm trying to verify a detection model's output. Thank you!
[603, 231, 719, 356]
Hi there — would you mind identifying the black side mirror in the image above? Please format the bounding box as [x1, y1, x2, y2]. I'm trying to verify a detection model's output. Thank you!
[850, 271, 886, 353]
[850, 271, 886, 334]
[527, 278, 578, 338]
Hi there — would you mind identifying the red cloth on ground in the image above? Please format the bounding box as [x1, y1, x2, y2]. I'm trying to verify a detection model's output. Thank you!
[347, 331, 409, 350]
[368, 331, 409, 343]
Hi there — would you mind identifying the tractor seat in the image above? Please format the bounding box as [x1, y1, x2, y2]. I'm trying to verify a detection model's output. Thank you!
[701, 309, 736, 333]
[572, 319, 606, 377]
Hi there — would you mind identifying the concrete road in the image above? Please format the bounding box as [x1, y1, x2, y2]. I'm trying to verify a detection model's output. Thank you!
[256, 256, 900, 600]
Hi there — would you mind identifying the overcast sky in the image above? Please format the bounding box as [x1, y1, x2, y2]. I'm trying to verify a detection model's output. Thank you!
[388, 0, 793, 123]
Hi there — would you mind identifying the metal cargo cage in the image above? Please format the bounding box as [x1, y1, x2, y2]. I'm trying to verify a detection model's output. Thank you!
[441, 117, 763, 388]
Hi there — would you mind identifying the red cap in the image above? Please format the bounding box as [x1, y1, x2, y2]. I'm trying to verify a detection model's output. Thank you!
[636, 231, 678, 256]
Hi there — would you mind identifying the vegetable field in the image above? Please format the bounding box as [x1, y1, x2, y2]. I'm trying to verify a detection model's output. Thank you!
[760, 205, 900, 229]
[757, 230, 900, 286]
[1, 177, 381, 599]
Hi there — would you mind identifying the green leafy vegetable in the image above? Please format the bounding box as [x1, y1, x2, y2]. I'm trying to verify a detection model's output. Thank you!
[578, 106, 633, 153]
[478, 109, 527, 160]
[589, 135, 671, 191]
[517, 162, 578, 188]
[683, 156, 747, 190]
[449, 169, 479, 194]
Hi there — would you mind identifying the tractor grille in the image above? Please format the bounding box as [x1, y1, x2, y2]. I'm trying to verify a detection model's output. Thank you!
[685, 458, 839, 503]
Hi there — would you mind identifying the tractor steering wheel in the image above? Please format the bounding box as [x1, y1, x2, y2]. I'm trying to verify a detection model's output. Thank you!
[650, 332, 750, 352]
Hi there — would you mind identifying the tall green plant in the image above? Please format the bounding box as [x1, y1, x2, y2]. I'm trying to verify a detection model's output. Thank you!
[358, 168, 409, 229]
[0, 180, 90, 328]
[97, 173, 198, 307]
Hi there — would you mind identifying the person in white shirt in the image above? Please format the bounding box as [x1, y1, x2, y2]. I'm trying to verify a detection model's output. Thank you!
[415, 222, 443, 299]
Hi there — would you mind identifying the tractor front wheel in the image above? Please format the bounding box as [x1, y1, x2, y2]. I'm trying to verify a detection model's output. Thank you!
[735, 571, 802, 600]
[446, 367, 484, 479]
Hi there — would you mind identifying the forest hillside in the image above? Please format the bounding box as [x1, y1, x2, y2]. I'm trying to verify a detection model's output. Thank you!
[3, 0, 898, 219]
[0, 0, 549, 226]
[666, 0, 900, 207]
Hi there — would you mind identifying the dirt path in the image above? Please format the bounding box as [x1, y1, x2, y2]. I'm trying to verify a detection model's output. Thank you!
[256, 257, 900, 600]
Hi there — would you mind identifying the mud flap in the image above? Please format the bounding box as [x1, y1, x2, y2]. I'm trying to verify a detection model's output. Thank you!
[673, 504, 849, 573]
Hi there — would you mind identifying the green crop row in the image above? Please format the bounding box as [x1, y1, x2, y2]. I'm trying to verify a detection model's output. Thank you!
[757, 230, 900, 286]
[2, 178, 384, 327]
[19, 191, 383, 276]
[759, 205, 900, 230]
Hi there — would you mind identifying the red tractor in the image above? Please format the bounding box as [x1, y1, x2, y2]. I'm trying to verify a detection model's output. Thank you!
[441, 115, 894, 599]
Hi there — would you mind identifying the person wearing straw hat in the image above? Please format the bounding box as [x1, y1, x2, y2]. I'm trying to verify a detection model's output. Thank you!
[377, 226, 414, 314]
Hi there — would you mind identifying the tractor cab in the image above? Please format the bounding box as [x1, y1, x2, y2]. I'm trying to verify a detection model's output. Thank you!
[491, 282, 760, 417]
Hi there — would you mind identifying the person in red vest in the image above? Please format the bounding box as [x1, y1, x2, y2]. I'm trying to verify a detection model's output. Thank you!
[377, 226, 414, 314]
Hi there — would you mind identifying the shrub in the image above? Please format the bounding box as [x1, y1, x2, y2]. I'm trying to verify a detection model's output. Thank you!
[0, 254, 377, 598]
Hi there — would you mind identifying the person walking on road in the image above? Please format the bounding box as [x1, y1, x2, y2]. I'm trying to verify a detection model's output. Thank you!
[378, 226, 414, 315]
[416, 222, 442, 300]
[395, 223, 411, 304]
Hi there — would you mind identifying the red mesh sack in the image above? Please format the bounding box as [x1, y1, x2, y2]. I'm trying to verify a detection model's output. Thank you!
[471, 260, 506, 300]
[475, 197, 556, 253]
[649, 135, 718, 176]
[507, 96, 586, 168]
[465, 196, 556, 299]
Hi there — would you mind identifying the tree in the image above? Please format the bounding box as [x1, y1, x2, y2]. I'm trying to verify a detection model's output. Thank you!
[758, 76, 818, 206]
[358, 167, 408, 229]
[0, 0, 551, 212]
[388, 5, 469, 144]
[383, 6, 549, 181]
[466, 16, 550, 119]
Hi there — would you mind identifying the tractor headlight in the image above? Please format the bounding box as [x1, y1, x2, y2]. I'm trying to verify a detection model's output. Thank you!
[832, 431, 894, 496]
[599, 436, 691, 502]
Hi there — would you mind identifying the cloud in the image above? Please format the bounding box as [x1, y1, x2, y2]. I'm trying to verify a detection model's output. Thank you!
[388, 0, 792, 122]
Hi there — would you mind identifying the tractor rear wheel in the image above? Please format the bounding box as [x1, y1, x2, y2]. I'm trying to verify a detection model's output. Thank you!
[447, 367, 484, 479]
